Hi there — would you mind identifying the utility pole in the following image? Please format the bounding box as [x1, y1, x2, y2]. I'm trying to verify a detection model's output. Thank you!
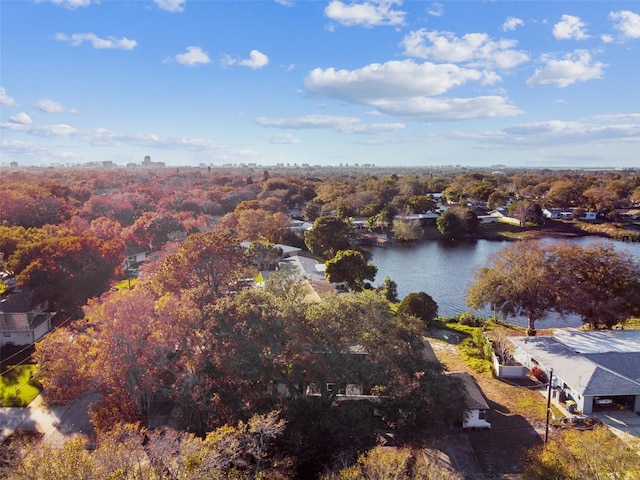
[545, 368, 553, 444]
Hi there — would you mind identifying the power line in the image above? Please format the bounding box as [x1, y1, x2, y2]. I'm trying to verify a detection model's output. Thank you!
[0, 342, 36, 366]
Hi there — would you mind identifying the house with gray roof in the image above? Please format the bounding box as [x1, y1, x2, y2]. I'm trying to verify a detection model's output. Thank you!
[449, 372, 491, 429]
[511, 330, 640, 414]
[1, 290, 55, 346]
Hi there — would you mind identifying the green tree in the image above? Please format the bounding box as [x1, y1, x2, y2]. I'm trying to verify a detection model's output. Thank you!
[397, 292, 438, 328]
[550, 241, 640, 329]
[377, 275, 399, 303]
[248, 239, 283, 271]
[437, 207, 477, 240]
[324, 249, 377, 291]
[466, 240, 557, 335]
[303, 291, 426, 407]
[407, 195, 436, 214]
[487, 190, 507, 209]
[303, 200, 323, 222]
[304, 216, 352, 259]
[508, 200, 544, 226]
[392, 218, 422, 241]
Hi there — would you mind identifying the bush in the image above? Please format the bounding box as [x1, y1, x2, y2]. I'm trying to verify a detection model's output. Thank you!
[530, 366, 547, 383]
[457, 311, 485, 327]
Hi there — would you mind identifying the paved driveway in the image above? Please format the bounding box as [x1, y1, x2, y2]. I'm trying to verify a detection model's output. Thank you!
[0, 393, 96, 447]
[594, 410, 640, 446]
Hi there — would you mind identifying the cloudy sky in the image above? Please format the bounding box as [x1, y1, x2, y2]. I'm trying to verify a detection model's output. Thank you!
[1, 0, 639, 168]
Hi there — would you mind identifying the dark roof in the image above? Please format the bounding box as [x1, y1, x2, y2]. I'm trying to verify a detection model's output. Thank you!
[0, 290, 32, 313]
[450, 372, 490, 410]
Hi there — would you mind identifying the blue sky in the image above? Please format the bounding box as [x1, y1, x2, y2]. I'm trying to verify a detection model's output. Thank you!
[1, 0, 639, 168]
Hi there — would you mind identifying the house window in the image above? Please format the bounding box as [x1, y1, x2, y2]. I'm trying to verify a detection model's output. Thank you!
[478, 410, 486, 420]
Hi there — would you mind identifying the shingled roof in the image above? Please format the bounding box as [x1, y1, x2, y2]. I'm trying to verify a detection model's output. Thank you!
[449, 372, 490, 410]
[511, 334, 640, 397]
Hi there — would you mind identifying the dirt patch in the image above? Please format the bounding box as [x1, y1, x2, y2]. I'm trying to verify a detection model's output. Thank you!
[427, 336, 555, 479]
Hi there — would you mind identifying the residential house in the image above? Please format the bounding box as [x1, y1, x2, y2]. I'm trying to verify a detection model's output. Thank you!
[393, 212, 439, 226]
[124, 248, 151, 272]
[511, 329, 640, 415]
[288, 220, 314, 237]
[543, 208, 597, 221]
[0, 290, 55, 346]
[449, 372, 492, 429]
[616, 208, 640, 220]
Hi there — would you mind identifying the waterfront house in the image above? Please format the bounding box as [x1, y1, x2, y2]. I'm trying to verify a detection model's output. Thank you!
[449, 372, 492, 429]
[511, 330, 640, 415]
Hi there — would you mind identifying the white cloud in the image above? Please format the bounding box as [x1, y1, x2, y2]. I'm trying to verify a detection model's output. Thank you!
[1, 139, 79, 160]
[49, 0, 93, 9]
[324, 0, 406, 28]
[255, 114, 404, 134]
[0, 87, 17, 107]
[341, 122, 405, 134]
[304, 59, 523, 120]
[305, 60, 486, 102]
[222, 50, 269, 69]
[372, 96, 523, 120]
[609, 10, 640, 39]
[502, 119, 640, 145]
[401, 30, 529, 69]
[239, 50, 269, 69]
[37, 98, 76, 113]
[601, 34, 614, 43]
[591, 113, 640, 122]
[256, 114, 361, 129]
[502, 16, 524, 32]
[261, 132, 301, 144]
[553, 14, 589, 40]
[274, 0, 295, 6]
[1, 122, 79, 137]
[427, 2, 443, 17]
[0, 121, 228, 152]
[154, 0, 186, 13]
[9, 113, 32, 125]
[168, 46, 211, 66]
[55, 33, 137, 50]
[527, 50, 606, 88]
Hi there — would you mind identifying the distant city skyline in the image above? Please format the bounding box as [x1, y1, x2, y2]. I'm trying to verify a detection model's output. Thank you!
[1, 1, 639, 169]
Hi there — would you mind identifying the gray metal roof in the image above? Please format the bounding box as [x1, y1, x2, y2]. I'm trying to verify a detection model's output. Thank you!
[510, 335, 640, 397]
[554, 329, 640, 354]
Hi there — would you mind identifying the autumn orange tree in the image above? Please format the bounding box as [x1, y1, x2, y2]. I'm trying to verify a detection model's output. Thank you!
[7, 231, 124, 312]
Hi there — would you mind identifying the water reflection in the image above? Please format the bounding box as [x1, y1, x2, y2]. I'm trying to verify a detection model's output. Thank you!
[366, 237, 640, 329]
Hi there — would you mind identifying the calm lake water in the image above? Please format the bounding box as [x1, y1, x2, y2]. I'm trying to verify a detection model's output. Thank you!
[366, 237, 640, 329]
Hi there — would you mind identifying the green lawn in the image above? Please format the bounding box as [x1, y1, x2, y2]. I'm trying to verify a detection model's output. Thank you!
[0, 365, 41, 407]
[114, 277, 137, 291]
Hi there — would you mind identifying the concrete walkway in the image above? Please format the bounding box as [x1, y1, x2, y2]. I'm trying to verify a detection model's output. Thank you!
[0, 393, 95, 446]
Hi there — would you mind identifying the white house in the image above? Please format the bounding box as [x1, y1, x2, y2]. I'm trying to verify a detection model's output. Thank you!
[0, 290, 55, 346]
[543, 208, 597, 221]
[450, 372, 491, 429]
[288, 220, 313, 236]
[511, 330, 640, 415]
